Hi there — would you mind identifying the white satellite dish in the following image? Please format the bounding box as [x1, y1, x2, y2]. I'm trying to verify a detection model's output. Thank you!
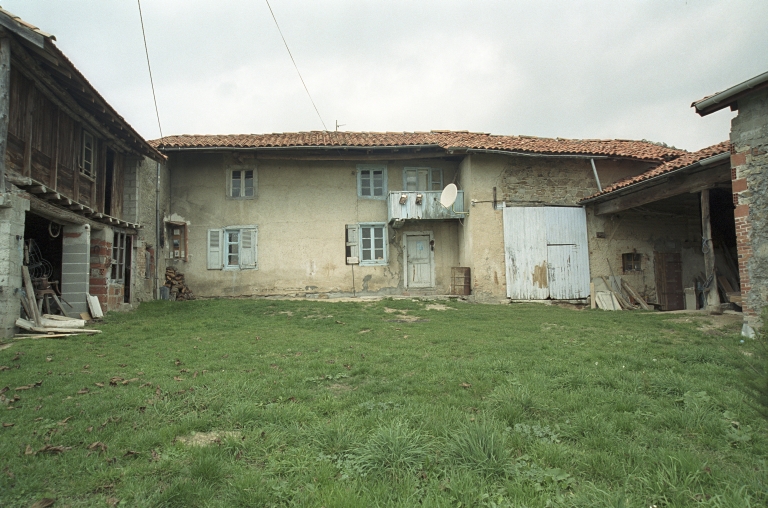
[440, 183, 458, 208]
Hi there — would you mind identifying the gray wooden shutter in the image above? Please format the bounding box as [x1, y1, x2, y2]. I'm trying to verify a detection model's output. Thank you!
[207, 229, 223, 269]
[239, 227, 258, 269]
[346, 224, 359, 264]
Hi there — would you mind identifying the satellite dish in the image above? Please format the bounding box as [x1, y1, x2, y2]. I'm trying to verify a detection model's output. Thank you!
[440, 183, 458, 208]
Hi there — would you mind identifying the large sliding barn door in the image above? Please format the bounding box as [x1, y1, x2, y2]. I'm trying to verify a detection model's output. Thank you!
[503, 206, 590, 300]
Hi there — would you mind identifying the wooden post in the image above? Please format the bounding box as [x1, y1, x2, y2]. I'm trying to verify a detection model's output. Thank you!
[0, 37, 10, 193]
[701, 189, 722, 314]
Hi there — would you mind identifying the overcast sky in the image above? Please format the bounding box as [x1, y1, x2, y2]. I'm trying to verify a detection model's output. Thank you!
[5, 0, 767, 151]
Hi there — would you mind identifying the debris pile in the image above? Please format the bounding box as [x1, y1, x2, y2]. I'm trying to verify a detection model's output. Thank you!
[164, 267, 195, 301]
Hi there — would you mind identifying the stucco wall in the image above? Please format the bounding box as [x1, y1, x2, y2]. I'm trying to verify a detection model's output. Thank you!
[457, 154, 657, 301]
[731, 89, 768, 332]
[131, 156, 170, 303]
[167, 152, 460, 297]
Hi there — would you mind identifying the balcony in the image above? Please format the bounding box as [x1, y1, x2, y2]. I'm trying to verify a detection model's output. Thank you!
[387, 190, 466, 226]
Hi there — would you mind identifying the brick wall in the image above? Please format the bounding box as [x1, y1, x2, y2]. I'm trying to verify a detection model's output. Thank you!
[89, 232, 125, 313]
[730, 89, 768, 334]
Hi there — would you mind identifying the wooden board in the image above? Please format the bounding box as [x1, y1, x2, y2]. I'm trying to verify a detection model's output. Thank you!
[595, 291, 621, 311]
[87, 294, 103, 319]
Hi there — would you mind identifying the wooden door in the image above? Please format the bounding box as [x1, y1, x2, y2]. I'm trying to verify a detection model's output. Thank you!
[406, 235, 432, 288]
[654, 252, 684, 310]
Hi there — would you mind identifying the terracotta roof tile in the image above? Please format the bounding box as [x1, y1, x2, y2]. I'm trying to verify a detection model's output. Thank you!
[581, 140, 731, 201]
[151, 131, 686, 162]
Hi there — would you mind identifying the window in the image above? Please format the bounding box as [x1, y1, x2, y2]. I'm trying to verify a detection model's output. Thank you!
[345, 223, 387, 265]
[207, 226, 258, 270]
[357, 165, 386, 198]
[229, 167, 256, 198]
[111, 232, 127, 282]
[403, 167, 443, 191]
[81, 130, 95, 178]
[622, 252, 642, 272]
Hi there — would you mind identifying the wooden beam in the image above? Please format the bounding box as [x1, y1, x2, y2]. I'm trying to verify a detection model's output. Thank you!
[27, 193, 105, 229]
[0, 37, 9, 192]
[701, 189, 721, 314]
[595, 165, 730, 215]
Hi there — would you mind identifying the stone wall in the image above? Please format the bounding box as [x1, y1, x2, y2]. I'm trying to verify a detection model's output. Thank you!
[130, 156, 170, 303]
[0, 192, 29, 338]
[730, 88, 768, 334]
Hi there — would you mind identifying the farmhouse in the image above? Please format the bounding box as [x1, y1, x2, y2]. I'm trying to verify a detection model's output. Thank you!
[153, 133, 707, 308]
[0, 8, 168, 337]
[1, 6, 762, 339]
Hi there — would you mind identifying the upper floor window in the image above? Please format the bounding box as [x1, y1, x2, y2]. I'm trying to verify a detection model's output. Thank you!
[230, 168, 256, 198]
[404, 167, 443, 191]
[357, 165, 386, 199]
[81, 130, 95, 178]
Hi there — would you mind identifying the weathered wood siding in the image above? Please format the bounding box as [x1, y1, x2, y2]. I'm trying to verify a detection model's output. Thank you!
[5, 66, 124, 217]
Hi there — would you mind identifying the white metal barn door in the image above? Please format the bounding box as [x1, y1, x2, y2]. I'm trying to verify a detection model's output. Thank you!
[503, 206, 590, 300]
[545, 207, 590, 299]
[503, 207, 549, 299]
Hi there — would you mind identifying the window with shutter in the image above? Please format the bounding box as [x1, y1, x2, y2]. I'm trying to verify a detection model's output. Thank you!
[239, 227, 258, 269]
[207, 229, 223, 269]
[358, 223, 387, 266]
[345, 224, 359, 264]
[403, 167, 442, 191]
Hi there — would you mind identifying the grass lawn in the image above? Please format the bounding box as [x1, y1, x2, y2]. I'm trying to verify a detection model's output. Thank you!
[0, 298, 766, 507]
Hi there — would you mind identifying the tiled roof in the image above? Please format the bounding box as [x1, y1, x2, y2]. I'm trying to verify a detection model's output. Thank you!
[581, 140, 731, 201]
[151, 131, 686, 162]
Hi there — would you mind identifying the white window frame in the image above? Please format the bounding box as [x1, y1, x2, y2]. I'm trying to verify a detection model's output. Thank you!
[111, 232, 127, 282]
[357, 164, 387, 199]
[207, 225, 258, 270]
[81, 130, 95, 179]
[358, 222, 388, 266]
[228, 165, 257, 199]
[403, 167, 443, 191]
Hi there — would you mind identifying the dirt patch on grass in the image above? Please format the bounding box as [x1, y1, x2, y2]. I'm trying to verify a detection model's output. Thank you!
[425, 304, 454, 311]
[304, 314, 333, 320]
[279, 311, 294, 317]
[384, 307, 406, 314]
[176, 431, 241, 447]
[666, 312, 742, 334]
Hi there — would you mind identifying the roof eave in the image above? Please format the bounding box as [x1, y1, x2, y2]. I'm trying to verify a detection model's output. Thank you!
[693, 70, 768, 116]
[580, 151, 731, 205]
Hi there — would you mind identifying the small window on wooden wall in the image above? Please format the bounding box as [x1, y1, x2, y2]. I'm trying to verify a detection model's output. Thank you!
[622, 252, 642, 272]
[81, 130, 95, 178]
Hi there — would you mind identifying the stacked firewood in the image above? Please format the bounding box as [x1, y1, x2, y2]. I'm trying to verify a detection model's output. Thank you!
[164, 267, 195, 301]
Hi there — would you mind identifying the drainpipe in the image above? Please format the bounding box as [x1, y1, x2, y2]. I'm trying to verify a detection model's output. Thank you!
[155, 161, 160, 299]
[590, 158, 602, 192]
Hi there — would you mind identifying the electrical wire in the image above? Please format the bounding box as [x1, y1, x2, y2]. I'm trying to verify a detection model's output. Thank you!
[264, 0, 328, 132]
[137, 0, 164, 140]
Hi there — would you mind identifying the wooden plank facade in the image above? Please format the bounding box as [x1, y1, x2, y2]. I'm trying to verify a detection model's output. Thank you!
[6, 66, 125, 218]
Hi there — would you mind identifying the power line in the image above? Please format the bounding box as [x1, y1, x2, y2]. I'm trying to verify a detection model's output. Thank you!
[264, 0, 328, 132]
[137, 0, 163, 140]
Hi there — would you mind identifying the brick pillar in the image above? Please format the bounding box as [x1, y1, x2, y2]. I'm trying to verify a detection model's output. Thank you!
[89, 229, 111, 312]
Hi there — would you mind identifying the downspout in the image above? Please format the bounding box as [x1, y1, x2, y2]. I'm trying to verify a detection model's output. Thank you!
[155, 161, 160, 299]
[590, 158, 602, 192]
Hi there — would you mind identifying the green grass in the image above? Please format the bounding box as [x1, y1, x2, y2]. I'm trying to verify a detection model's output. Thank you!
[0, 298, 766, 507]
